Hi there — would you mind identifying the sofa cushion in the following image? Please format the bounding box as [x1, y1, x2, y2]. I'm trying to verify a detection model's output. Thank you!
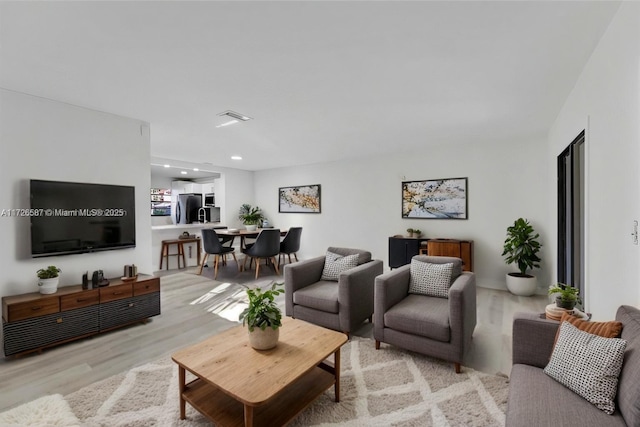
[384, 294, 450, 342]
[292, 281, 339, 313]
[320, 251, 359, 281]
[408, 259, 453, 298]
[544, 321, 627, 414]
[553, 311, 623, 347]
[507, 364, 627, 427]
[616, 305, 640, 426]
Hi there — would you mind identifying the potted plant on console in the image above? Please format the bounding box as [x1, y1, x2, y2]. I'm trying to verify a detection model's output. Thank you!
[238, 204, 264, 232]
[502, 217, 542, 296]
[239, 282, 284, 350]
[37, 265, 61, 295]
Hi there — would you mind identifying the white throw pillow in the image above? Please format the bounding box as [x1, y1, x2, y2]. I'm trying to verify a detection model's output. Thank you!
[408, 260, 453, 298]
[320, 251, 359, 281]
[544, 321, 627, 414]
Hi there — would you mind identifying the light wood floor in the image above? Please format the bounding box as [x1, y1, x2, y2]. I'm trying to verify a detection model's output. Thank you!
[0, 261, 547, 412]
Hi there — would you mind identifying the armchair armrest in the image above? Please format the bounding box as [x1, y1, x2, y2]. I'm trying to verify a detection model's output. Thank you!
[284, 256, 325, 316]
[338, 260, 384, 330]
[512, 312, 559, 368]
[448, 272, 477, 353]
[373, 265, 411, 337]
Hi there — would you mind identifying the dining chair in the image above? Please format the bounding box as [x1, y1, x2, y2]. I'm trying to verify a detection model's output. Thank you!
[241, 229, 281, 279]
[198, 228, 240, 279]
[278, 227, 302, 268]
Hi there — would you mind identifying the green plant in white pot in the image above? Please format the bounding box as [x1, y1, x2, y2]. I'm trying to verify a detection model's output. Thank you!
[239, 282, 284, 350]
[238, 204, 264, 231]
[502, 218, 542, 296]
[37, 265, 61, 295]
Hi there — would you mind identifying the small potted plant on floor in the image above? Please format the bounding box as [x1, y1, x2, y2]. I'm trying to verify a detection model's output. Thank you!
[239, 282, 284, 350]
[37, 265, 61, 294]
[238, 204, 264, 231]
[548, 283, 581, 310]
[502, 218, 542, 296]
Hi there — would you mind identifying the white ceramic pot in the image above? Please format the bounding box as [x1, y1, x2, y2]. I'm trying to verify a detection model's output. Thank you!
[248, 326, 279, 350]
[506, 273, 537, 296]
[38, 277, 59, 294]
[245, 224, 258, 231]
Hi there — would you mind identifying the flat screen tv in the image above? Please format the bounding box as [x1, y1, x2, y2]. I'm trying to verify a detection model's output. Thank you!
[30, 179, 136, 257]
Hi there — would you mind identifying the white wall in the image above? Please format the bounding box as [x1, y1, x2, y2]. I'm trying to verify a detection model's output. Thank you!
[548, 3, 640, 319]
[0, 89, 152, 296]
[254, 137, 551, 291]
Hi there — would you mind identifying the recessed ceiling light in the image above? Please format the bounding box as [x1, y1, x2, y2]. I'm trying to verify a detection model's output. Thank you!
[193, 168, 199, 171]
[218, 110, 252, 121]
[231, 156, 242, 160]
[216, 119, 239, 128]
[181, 171, 188, 175]
[164, 164, 171, 168]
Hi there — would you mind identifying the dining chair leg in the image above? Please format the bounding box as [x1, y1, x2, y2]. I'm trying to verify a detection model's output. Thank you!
[293, 253, 298, 262]
[255, 261, 260, 280]
[214, 254, 220, 279]
[198, 253, 209, 275]
[271, 257, 280, 275]
[231, 252, 241, 272]
[287, 254, 292, 264]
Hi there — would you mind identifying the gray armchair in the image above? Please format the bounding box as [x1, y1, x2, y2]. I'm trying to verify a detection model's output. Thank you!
[374, 255, 476, 373]
[284, 247, 384, 335]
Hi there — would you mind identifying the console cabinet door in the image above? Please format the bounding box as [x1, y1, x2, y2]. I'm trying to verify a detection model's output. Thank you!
[99, 293, 161, 331]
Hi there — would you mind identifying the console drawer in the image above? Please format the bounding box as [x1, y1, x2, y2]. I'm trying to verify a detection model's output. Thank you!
[133, 279, 160, 296]
[61, 289, 100, 311]
[6, 297, 60, 322]
[100, 283, 133, 303]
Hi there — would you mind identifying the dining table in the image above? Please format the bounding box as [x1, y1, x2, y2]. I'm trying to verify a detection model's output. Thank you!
[215, 228, 287, 249]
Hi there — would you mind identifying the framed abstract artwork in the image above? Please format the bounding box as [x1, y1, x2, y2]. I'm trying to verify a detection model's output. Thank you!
[402, 177, 468, 219]
[279, 184, 321, 213]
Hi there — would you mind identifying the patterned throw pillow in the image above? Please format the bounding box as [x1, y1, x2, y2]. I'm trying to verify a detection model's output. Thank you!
[544, 321, 627, 414]
[553, 311, 623, 347]
[320, 251, 359, 281]
[408, 260, 453, 298]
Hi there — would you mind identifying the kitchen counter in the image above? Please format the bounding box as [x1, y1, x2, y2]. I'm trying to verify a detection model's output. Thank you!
[151, 222, 226, 231]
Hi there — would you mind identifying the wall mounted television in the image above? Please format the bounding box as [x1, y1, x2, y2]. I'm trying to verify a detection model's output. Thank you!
[30, 179, 136, 258]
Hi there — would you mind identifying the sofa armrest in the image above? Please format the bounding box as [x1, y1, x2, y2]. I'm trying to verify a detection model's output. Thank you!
[373, 266, 411, 338]
[512, 312, 559, 368]
[284, 256, 325, 316]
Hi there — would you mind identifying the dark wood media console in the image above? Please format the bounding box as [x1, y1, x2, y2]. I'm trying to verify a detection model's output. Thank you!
[2, 275, 161, 357]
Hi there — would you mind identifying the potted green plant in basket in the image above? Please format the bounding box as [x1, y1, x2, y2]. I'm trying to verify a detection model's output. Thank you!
[238, 204, 264, 231]
[548, 283, 581, 310]
[502, 218, 542, 296]
[239, 282, 284, 350]
[37, 265, 61, 295]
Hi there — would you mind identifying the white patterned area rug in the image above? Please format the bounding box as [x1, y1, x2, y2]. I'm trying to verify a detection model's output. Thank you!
[1, 338, 508, 427]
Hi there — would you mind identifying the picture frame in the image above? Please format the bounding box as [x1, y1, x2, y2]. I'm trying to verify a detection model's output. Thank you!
[402, 177, 468, 219]
[279, 184, 321, 213]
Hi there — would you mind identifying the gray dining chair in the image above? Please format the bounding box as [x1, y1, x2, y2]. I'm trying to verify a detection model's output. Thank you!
[198, 228, 240, 279]
[278, 227, 302, 268]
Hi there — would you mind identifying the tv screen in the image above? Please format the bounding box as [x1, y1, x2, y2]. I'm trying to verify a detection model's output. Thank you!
[30, 180, 136, 257]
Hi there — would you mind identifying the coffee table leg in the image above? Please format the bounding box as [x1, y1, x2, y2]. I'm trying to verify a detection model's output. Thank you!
[178, 366, 186, 420]
[244, 404, 254, 427]
[334, 348, 341, 402]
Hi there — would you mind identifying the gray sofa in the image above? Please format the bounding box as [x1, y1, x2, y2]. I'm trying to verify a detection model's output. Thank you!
[284, 247, 383, 335]
[506, 305, 640, 427]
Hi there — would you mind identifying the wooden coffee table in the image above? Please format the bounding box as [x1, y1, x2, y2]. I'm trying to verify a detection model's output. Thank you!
[171, 317, 348, 426]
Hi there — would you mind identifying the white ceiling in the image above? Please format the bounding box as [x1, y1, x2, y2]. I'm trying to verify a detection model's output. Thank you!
[0, 1, 621, 171]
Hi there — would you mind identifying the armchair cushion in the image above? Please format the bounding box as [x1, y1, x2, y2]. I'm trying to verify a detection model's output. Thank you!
[320, 251, 359, 281]
[383, 294, 450, 342]
[409, 259, 453, 298]
[544, 321, 627, 415]
[292, 281, 339, 313]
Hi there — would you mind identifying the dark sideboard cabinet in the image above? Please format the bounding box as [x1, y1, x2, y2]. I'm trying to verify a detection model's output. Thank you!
[2, 275, 160, 357]
[388, 236, 429, 268]
[389, 236, 474, 271]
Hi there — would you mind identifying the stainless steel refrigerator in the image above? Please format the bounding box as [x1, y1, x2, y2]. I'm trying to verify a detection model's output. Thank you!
[175, 193, 202, 224]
